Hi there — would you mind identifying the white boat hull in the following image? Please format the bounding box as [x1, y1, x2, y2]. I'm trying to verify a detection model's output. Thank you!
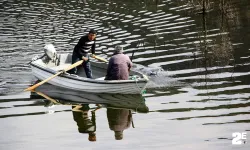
[32, 83, 149, 113]
[30, 54, 148, 94]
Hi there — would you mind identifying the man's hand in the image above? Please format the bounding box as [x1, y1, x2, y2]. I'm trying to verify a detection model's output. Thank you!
[82, 56, 88, 61]
[91, 54, 96, 58]
[57, 69, 68, 76]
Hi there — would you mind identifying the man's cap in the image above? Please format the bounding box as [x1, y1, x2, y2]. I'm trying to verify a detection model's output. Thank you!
[114, 45, 123, 54]
[89, 29, 97, 34]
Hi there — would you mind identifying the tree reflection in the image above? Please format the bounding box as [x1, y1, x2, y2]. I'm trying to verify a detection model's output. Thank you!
[183, 0, 238, 68]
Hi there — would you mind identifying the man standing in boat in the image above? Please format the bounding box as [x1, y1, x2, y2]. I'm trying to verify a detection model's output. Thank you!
[105, 45, 132, 80]
[68, 29, 97, 78]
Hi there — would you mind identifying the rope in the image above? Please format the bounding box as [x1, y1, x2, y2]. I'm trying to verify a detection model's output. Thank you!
[135, 97, 147, 112]
[130, 75, 144, 94]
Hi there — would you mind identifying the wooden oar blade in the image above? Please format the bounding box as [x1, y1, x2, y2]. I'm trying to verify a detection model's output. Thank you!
[24, 71, 62, 91]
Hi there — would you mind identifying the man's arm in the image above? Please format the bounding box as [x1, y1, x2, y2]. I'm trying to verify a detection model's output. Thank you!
[91, 41, 96, 55]
[76, 36, 86, 56]
[127, 56, 132, 72]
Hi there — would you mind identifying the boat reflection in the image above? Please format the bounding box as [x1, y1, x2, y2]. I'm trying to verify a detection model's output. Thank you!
[32, 83, 149, 113]
[31, 83, 148, 141]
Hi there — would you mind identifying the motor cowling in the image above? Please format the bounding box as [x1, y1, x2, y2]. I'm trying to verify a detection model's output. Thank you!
[44, 44, 57, 61]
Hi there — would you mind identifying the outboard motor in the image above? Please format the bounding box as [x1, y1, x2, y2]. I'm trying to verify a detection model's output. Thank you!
[30, 44, 60, 65]
[44, 44, 57, 62]
[43, 44, 60, 66]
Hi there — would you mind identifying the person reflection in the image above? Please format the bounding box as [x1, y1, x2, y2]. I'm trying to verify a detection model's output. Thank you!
[72, 104, 96, 142]
[106, 108, 132, 140]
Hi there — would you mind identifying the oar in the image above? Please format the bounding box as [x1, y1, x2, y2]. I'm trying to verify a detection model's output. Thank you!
[32, 90, 79, 106]
[32, 90, 59, 104]
[91, 55, 108, 63]
[24, 60, 84, 91]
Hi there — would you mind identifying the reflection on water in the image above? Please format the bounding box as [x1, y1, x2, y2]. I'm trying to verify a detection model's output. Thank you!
[72, 105, 97, 142]
[0, 0, 250, 149]
[107, 108, 133, 140]
[33, 83, 149, 113]
[35, 83, 137, 141]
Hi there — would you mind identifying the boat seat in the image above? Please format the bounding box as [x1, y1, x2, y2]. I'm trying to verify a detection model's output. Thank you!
[95, 77, 105, 80]
[50, 63, 72, 71]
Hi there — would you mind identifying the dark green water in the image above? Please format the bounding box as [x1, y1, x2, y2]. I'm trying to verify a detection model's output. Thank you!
[0, 0, 250, 149]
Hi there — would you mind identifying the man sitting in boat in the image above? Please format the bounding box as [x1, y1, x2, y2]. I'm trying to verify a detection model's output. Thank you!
[68, 29, 97, 78]
[105, 45, 132, 80]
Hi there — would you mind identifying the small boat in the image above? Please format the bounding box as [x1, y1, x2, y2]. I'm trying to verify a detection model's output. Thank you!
[29, 45, 149, 94]
[32, 83, 149, 113]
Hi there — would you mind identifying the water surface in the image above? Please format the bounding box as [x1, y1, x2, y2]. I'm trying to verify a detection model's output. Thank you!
[0, 0, 250, 149]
